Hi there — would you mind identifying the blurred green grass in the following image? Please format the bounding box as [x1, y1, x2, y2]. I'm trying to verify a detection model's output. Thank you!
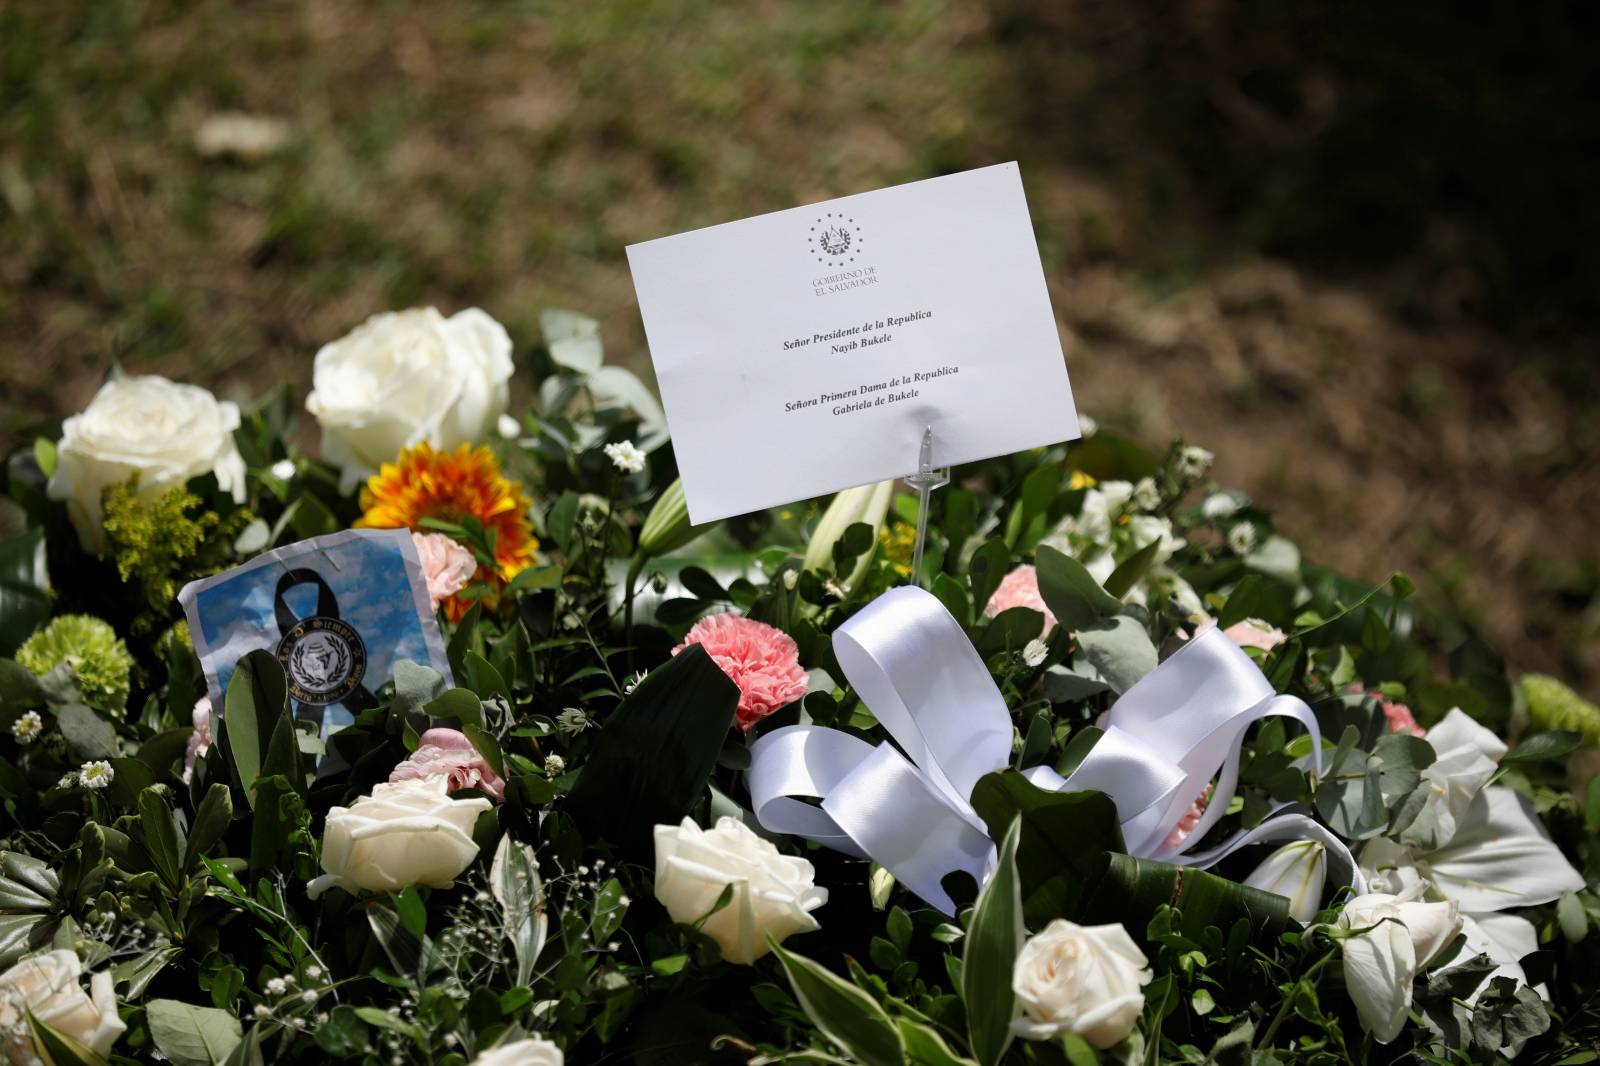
[1, 0, 1596, 691]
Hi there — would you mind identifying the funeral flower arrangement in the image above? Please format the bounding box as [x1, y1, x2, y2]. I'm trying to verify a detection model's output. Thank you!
[0, 306, 1596, 1066]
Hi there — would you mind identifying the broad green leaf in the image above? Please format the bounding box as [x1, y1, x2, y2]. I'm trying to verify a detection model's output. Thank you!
[184, 784, 233, 872]
[964, 816, 1023, 1066]
[1076, 615, 1157, 693]
[899, 1018, 979, 1066]
[970, 771, 1122, 930]
[490, 835, 548, 986]
[26, 1012, 104, 1066]
[138, 787, 184, 890]
[55, 703, 116, 760]
[967, 538, 1012, 617]
[1081, 854, 1289, 940]
[1500, 731, 1583, 764]
[1034, 546, 1121, 632]
[771, 941, 904, 1066]
[1103, 539, 1161, 599]
[223, 651, 288, 809]
[391, 660, 446, 720]
[1216, 573, 1296, 630]
[462, 651, 513, 709]
[566, 644, 739, 854]
[146, 998, 244, 1066]
[0, 529, 50, 657]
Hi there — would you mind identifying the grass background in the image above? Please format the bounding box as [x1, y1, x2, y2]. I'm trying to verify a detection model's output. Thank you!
[2, 0, 1596, 691]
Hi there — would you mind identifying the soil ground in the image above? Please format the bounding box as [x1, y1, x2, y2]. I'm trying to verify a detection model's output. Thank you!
[2, 1, 1595, 691]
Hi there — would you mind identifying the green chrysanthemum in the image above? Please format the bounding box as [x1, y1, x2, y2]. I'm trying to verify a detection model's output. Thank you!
[1522, 674, 1600, 748]
[16, 614, 134, 717]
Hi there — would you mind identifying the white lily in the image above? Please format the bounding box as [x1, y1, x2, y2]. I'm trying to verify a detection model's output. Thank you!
[1333, 885, 1462, 1044]
[1244, 840, 1328, 923]
[1399, 708, 1506, 850]
[1362, 786, 1583, 914]
[802, 480, 894, 591]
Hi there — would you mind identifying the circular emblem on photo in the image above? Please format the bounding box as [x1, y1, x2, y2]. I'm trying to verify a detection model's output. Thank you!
[276, 617, 366, 706]
[809, 212, 863, 268]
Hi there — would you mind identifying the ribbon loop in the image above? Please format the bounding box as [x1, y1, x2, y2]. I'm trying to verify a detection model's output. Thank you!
[747, 585, 1354, 914]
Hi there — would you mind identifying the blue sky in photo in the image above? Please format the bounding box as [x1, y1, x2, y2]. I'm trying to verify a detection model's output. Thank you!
[196, 533, 431, 704]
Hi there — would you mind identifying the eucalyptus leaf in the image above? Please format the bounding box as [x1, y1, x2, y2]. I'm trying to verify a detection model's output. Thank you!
[56, 704, 116, 760]
[1076, 615, 1157, 693]
[1034, 546, 1121, 632]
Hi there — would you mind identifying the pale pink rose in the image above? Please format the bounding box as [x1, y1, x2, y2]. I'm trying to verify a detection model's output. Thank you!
[1192, 615, 1286, 651]
[985, 565, 1058, 636]
[412, 532, 478, 611]
[1163, 785, 1213, 850]
[674, 613, 809, 733]
[184, 697, 213, 783]
[389, 727, 506, 800]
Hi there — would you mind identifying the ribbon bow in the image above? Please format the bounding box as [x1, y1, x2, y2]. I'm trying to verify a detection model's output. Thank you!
[748, 586, 1361, 915]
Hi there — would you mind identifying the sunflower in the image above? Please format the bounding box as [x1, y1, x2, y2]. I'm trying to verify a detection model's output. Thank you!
[356, 442, 538, 618]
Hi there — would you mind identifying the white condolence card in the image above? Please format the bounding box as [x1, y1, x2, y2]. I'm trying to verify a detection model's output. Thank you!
[626, 162, 1079, 523]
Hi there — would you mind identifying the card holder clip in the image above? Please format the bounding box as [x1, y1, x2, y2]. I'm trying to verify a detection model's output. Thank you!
[903, 425, 951, 588]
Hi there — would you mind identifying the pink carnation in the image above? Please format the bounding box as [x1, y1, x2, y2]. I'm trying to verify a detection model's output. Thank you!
[984, 565, 1058, 636]
[1192, 615, 1286, 651]
[1163, 785, 1213, 850]
[389, 727, 506, 799]
[1377, 696, 1425, 737]
[184, 697, 213, 783]
[673, 613, 809, 733]
[413, 532, 478, 611]
[1345, 683, 1426, 737]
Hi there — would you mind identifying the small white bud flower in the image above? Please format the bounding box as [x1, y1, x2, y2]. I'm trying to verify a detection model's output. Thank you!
[1227, 522, 1258, 556]
[1132, 478, 1161, 511]
[1022, 639, 1049, 668]
[10, 710, 42, 744]
[497, 413, 522, 439]
[269, 458, 297, 481]
[544, 754, 566, 776]
[78, 760, 114, 790]
[603, 439, 647, 474]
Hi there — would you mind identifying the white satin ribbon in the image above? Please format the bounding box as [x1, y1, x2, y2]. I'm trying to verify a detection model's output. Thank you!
[747, 586, 1362, 914]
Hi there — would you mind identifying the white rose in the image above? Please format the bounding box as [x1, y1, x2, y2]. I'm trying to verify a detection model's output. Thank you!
[47, 375, 246, 553]
[306, 776, 492, 898]
[1333, 884, 1461, 1044]
[306, 307, 513, 492]
[653, 816, 827, 964]
[469, 1037, 563, 1065]
[1011, 919, 1152, 1047]
[0, 949, 126, 1064]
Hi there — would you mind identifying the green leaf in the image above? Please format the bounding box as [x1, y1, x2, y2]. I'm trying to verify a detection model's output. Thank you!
[771, 941, 904, 1066]
[967, 539, 1011, 618]
[899, 1018, 980, 1066]
[970, 770, 1123, 929]
[490, 835, 548, 986]
[931, 573, 972, 627]
[138, 787, 184, 890]
[1202, 1018, 1255, 1065]
[26, 1012, 104, 1066]
[463, 723, 506, 778]
[55, 703, 116, 760]
[223, 651, 288, 809]
[963, 816, 1023, 1066]
[1500, 731, 1583, 764]
[1076, 615, 1158, 693]
[1217, 574, 1296, 631]
[0, 529, 50, 657]
[146, 998, 245, 1066]
[184, 784, 233, 872]
[0, 658, 43, 711]
[391, 660, 446, 720]
[591, 877, 629, 944]
[1034, 546, 1121, 632]
[422, 688, 485, 728]
[462, 651, 513, 709]
[1103, 539, 1161, 599]
[1081, 854, 1289, 940]
[566, 644, 739, 854]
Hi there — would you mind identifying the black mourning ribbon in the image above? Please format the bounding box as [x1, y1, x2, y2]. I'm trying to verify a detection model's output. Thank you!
[274, 567, 377, 720]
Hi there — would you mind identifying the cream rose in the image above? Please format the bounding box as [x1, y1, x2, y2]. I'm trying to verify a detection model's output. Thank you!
[1334, 885, 1461, 1043]
[306, 776, 492, 898]
[47, 374, 246, 553]
[306, 307, 513, 491]
[653, 816, 827, 964]
[0, 949, 126, 1064]
[1011, 919, 1152, 1048]
[468, 1037, 563, 1065]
